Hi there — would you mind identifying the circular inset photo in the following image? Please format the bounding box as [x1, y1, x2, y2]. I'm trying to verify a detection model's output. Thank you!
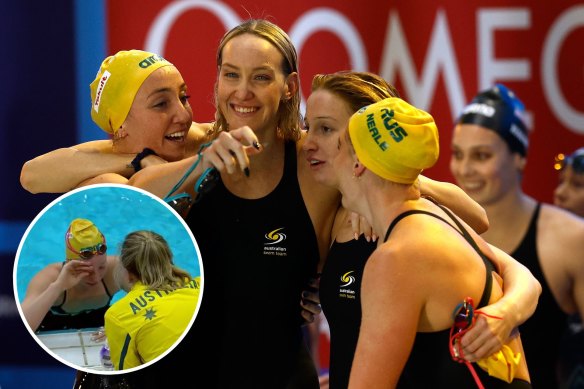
[13, 184, 203, 374]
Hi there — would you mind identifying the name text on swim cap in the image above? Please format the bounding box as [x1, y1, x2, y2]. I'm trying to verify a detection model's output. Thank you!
[93, 70, 111, 113]
[367, 113, 388, 151]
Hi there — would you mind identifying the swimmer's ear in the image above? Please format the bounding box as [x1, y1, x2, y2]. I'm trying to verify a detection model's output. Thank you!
[353, 160, 366, 178]
[116, 125, 128, 139]
[283, 72, 299, 100]
[513, 153, 527, 173]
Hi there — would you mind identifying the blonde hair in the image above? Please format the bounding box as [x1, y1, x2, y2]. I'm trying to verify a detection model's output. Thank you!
[120, 231, 191, 290]
[311, 71, 400, 113]
[213, 19, 301, 141]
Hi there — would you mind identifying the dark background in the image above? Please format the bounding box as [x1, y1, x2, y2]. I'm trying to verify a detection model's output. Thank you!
[1, 1, 79, 387]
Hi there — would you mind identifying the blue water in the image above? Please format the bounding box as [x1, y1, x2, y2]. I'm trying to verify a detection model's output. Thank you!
[14, 184, 202, 304]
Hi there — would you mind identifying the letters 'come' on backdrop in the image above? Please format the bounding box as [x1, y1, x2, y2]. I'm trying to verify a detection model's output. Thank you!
[107, 0, 584, 202]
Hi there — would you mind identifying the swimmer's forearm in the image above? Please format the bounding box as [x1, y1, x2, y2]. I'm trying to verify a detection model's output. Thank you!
[21, 282, 66, 332]
[489, 244, 541, 326]
[128, 155, 202, 199]
[21, 147, 135, 193]
[419, 176, 489, 233]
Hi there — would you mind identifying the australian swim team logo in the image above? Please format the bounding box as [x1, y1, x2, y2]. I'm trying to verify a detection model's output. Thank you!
[264, 228, 286, 245]
[263, 227, 287, 257]
[339, 270, 357, 300]
[340, 271, 356, 287]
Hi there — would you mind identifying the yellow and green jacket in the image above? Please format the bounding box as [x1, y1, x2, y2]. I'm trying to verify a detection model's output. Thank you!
[105, 277, 201, 370]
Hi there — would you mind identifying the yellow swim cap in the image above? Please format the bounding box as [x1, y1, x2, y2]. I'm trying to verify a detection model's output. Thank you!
[65, 218, 106, 260]
[90, 50, 174, 134]
[348, 97, 439, 184]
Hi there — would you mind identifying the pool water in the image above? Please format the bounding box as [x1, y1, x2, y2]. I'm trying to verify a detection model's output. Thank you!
[14, 185, 202, 305]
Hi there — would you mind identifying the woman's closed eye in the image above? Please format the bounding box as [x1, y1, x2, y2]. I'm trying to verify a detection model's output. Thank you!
[180, 94, 191, 105]
[153, 99, 170, 109]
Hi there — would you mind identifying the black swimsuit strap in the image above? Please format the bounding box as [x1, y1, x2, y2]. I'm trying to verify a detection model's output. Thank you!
[101, 278, 113, 300]
[51, 262, 113, 313]
[383, 206, 494, 308]
[383, 210, 453, 242]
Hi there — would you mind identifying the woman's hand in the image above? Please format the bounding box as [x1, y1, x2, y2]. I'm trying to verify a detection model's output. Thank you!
[300, 277, 321, 324]
[201, 126, 262, 175]
[55, 260, 94, 290]
[350, 212, 377, 242]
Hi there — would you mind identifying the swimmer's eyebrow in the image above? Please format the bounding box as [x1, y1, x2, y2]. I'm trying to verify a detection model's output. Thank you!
[221, 62, 276, 73]
[147, 83, 188, 98]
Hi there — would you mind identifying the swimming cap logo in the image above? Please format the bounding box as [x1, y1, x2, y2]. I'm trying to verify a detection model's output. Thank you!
[93, 70, 111, 113]
[462, 102, 495, 118]
[264, 228, 286, 245]
[357, 105, 369, 114]
[138, 54, 166, 69]
[340, 271, 356, 287]
[381, 108, 408, 143]
[365, 108, 410, 153]
[510, 124, 529, 149]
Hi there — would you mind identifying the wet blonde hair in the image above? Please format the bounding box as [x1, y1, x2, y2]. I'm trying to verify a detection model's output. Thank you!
[213, 19, 301, 141]
[311, 71, 400, 113]
[119, 231, 191, 290]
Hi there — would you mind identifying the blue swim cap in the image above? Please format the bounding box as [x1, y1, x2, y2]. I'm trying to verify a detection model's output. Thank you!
[458, 84, 530, 156]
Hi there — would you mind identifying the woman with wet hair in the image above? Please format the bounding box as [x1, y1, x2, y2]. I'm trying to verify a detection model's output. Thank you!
[105, 230, 200, 370]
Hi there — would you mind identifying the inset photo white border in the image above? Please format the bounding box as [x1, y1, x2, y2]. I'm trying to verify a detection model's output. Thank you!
[13, 184, 204, 375]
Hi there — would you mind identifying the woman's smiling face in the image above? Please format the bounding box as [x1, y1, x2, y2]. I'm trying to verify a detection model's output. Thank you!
[122, 66, 193, 162]
[450, 123, 522, 206]
[216, 33, 292, 135]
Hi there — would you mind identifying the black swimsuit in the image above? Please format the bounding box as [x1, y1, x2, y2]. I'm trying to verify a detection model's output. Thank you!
[391, 208, 530, 388]
[38, 265, 113, 332]
[320, 205, 498, 389]
[511, 203, 567, 388]
[130, 141, 320, 389]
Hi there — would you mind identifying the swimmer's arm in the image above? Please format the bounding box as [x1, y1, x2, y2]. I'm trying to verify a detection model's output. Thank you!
[129, 125, 258, 199]
[20, 140, 135, 193]
[490, 244, 541, 325]
[128, 155, 203, 199]
[419, 175, 489, 233]
[460, 244, 541, 360]
[20, 267, 68, 332]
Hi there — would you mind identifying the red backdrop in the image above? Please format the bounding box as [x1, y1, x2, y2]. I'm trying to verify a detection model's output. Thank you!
[107, 0, 584, 203]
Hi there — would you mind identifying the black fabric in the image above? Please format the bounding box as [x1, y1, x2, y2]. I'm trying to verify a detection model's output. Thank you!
[130, 147, 157, 172]
[378, 206, 531, 389]
[557, 314, 584, 388]
[320, 235, 376, 389]
[511, 203, 567, 389]
[386, 209, 529, 388]
[398, 329, 532, 389]
[38, 276, 113, 332]
[128, 141, 320, 388]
